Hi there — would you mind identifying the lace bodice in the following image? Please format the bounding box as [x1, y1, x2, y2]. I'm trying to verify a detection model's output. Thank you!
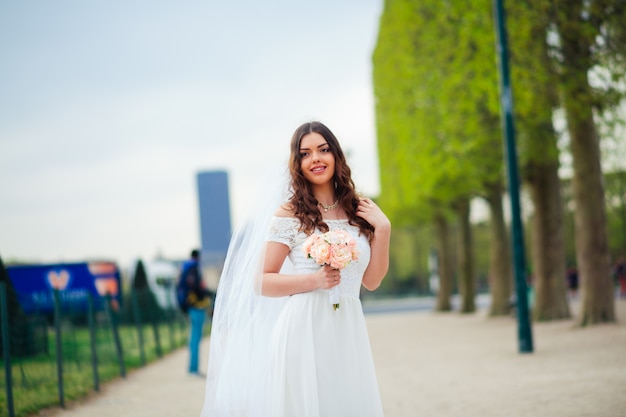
[267, 217, 371, 299]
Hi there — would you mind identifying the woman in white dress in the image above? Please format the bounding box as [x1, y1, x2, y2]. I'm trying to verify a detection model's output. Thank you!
[201, 121, 390, 417]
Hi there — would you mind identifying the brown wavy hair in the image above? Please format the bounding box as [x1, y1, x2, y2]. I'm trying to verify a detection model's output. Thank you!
[287, 121, 374, 241]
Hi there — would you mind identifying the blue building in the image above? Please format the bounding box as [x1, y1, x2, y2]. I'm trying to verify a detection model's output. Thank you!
[196, 170, 232, 270]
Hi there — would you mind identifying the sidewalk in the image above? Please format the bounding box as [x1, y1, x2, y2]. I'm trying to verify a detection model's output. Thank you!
[35, 300, 626, 417]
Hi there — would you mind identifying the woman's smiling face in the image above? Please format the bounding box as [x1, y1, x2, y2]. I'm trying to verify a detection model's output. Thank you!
[299, 132, 335, 187]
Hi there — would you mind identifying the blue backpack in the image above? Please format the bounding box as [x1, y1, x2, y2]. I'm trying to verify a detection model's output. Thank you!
[176, 263, 197, 314]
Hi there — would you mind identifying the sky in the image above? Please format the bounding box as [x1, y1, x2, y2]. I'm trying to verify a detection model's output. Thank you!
[0, 1, 384, 268]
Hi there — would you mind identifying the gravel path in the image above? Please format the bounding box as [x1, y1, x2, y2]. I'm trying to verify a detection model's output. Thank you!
[35, 299, 626, 417]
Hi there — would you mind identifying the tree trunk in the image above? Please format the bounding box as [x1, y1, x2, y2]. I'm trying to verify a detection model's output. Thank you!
[434, 213, 453, 311]
[484, 184, 513, 316]
[566, 105, 614, 325]
[509, 0, 570, 322]
[456, 197, 475, 313]
[556, 3, 615, 325]
[526, 161, 570, 321]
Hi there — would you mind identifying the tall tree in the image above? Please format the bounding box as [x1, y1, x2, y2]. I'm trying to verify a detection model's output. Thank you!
[506, 0, 570, 321]
[374, 0, 511, 313]
[549, 0, 626, 325]
[484, 183, 513, 316]
[455, 197, 476, 313]
[132, 259, 162, 321]
[434, 212, 454, 311]
[373, 0, 459, 311]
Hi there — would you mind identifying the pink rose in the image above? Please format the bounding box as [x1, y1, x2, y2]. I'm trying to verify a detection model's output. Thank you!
[311, 241, 331, 265]
[302, 233, 322, 257]
[329, 244, 353, 269]
[324, 229, 350, 245]
[348, 239, 360, 261]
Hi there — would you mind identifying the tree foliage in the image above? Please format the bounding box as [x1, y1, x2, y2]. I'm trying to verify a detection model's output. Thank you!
[373, 0, 625, 323]
[503, 1, 570, 321]
[374, 0, 504, 226]
[548, 0, 626, 325]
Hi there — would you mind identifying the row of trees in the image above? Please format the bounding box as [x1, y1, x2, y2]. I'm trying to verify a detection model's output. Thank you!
[372, 0, 625, 325]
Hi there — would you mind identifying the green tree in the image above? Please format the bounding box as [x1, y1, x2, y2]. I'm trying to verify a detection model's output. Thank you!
[549, 0, 626, 325]
[506, 0, 570, 321]
[132, 259, 162, 322]
[483, 184, 512, 315]
[373, 0, 510, 314]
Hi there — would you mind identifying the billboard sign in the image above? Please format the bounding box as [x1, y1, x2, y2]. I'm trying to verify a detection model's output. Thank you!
[6, 261, 122, 313]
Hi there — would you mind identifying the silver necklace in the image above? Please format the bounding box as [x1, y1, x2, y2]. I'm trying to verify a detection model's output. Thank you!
[318, 199, 339, 212]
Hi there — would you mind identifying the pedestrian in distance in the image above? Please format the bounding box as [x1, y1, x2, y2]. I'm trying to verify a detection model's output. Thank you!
[613, 256, 626, 298]
[177, 249, 213, 376]
[566, 265, 579, 299]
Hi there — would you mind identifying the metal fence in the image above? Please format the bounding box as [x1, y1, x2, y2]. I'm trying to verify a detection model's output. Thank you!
[0, 282, 195, 417]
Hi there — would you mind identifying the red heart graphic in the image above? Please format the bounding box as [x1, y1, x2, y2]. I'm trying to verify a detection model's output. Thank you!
[47, 270, 70, 290]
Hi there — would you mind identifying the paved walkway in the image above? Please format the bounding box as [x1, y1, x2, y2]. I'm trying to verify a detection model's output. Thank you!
[34, 299, 626, 417]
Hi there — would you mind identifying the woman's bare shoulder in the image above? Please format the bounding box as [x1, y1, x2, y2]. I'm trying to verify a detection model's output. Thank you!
[274, 203, 295, 218]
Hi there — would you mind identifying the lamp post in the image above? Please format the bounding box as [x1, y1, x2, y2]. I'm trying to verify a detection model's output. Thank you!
[492, 0, 534, 353]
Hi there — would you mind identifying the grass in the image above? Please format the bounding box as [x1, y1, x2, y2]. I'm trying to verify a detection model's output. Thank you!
[0, 318, 198, 417]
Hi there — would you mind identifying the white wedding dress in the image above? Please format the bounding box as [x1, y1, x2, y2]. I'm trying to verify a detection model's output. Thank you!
[266, 217, 384, 417]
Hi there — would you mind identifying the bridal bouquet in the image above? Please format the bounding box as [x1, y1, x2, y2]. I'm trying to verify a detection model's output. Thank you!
[303, 230, 359, 310]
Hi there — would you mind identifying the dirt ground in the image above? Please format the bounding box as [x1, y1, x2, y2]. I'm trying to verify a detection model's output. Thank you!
[370, 300, 626, 417]
[36, 299, 626, 417]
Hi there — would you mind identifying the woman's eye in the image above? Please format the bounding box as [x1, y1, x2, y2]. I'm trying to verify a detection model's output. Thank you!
[321, 148, 330, 153]
[300, 152, 309, 158]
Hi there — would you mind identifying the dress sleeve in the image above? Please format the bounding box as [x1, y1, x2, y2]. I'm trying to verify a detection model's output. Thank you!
[266, 217, 299, 249]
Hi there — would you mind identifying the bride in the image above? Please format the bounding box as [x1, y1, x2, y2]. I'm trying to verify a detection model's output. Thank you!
[201, 121, 391, 417]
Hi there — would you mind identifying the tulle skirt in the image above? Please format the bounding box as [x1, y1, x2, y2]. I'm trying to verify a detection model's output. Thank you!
[268, 290, 384, 417]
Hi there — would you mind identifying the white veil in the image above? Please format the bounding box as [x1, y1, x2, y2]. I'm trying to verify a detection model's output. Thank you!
[200, 166, 293, 417]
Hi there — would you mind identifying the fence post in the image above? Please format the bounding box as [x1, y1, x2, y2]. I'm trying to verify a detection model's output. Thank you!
[104, 294, 126, 378]
[53, 289, 65, 408]
[152, 318, 162, 358]
[131, 288, 146, 366]
[1, 282, 15, 417]
[166, 287, 175, 351]
[87, 293, 99, 391]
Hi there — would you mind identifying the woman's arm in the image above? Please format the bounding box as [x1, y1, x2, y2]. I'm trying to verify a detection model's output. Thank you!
[357, 198, 391, 291]
[262, 204, 344, 297]
[262, 240, 341, 297]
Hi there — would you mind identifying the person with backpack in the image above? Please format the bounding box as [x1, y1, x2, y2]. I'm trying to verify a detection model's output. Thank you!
[177, 249, 213, 376]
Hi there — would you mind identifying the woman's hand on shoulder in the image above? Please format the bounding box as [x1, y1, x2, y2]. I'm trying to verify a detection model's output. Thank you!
[356, 198, 390, 232]
[359, 198, 391, 290]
